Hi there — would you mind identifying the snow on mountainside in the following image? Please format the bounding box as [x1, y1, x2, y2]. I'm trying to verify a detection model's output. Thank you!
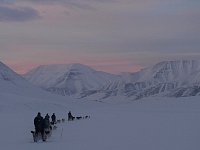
[0, 61, 63, 99]
[136, 60, 200, 83]
[81, 60, 200, 100]
[0, 61, 25, 85]
[1, 61, 200, 150]
[24, 63, 118, 96]
[134, 60, 200, 98]
[0, 61, 35, 95]
[0, 61, 76, 113]
[24, 60, 200, 100]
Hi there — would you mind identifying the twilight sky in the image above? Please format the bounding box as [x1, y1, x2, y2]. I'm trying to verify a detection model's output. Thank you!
[0, 0, 200, 74]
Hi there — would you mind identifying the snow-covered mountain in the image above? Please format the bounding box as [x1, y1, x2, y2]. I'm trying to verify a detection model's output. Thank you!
[0, 61, 76, 114]
[0, 61, 65, 99]
[24, 63, 118, 97]
[80, 60, 200, 100]
[0, 61, 26, 85]
[24, 60, 200, 100]
[134, 60, 200, 84]
[0, 61, 35, 95]
[1, 61, 200, 150]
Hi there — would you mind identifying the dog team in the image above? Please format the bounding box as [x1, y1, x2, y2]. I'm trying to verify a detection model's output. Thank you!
[31, 111, 90, 142]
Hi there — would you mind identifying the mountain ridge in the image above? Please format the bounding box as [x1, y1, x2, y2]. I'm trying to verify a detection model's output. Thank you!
[24, 63, 118, 96]
[0, 61, 64, 100]
[2, 60, 200, 100]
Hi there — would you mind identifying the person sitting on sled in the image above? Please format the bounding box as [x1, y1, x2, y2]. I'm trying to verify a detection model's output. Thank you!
[51, 113, 56, 124]
[34, 112, 45, 140]
[44, 114, 50, 129]
[43, 114, 51, 136]
[68, 111, 74, 121]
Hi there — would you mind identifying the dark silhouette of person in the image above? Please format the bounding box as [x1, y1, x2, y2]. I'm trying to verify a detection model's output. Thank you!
[45, 113, 50, 120]
[34, 112, 44, 140]
[51, 113, 56, 124]
[44, 114, 50, 130]
[68, 111, 74, 121]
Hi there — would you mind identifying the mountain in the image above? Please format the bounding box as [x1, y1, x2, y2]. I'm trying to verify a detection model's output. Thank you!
[80, 60, 200, 100]
[0, 61, 62, 99]
[0, 61, 25, 85]
[134, 60, 200, 98]
[24, 63, 118, 97]
[0, 61, 34, 94]
[24, 60, 200, 100]
[0, 61, 75, 113]
[135, 60, 200, 83]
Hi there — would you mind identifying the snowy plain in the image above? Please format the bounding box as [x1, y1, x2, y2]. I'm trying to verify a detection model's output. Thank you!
[1, 91, 200, 150]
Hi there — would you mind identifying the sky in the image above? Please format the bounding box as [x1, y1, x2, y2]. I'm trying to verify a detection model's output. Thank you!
[0, 0, 200, 74]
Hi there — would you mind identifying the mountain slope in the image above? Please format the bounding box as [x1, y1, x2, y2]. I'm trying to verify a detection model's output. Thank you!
[0, 61, 64, 99]
[0, 61, 26, 86]
[81, 60, 200, 100]
[127, 60, 200, 98]
[129, 60, 200, 98]
[0, 61, 34, 95]
[24, 63, 118, 96]
[24, 60, 200, 100]
[135, 60, 200, 84]
[0, 61, 77, 114]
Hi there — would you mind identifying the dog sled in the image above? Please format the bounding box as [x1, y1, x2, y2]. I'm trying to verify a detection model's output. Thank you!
[31, 127, 52, 142]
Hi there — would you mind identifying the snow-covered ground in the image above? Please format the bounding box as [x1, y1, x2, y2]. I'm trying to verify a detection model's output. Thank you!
[1, 92, 200, 150]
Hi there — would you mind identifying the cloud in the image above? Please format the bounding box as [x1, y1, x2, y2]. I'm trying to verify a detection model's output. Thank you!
[19, 0, 117, 10]
[0, 6, 41, 22]
[0, 0, 14, 4]
[25, 0, 116, 4]
[1, 0, 200, 74]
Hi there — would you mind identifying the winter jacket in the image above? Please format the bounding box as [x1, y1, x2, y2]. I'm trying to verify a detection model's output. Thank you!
[51, 114, 56, 122]
[34, 115, 43, 130]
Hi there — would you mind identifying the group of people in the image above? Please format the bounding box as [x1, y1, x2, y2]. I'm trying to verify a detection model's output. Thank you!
[34, 111, 73, 134]
[33, 111, 80, 142]
[33, 112, 56, 141]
